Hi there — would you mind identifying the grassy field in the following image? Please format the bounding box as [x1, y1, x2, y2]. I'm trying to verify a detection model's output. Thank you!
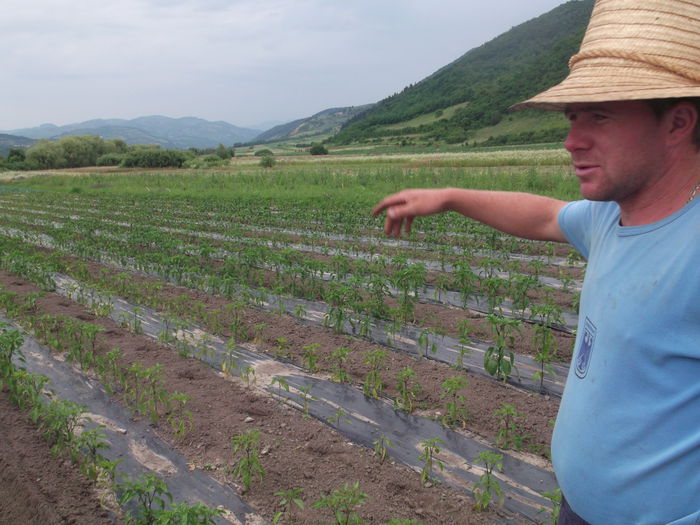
[3, 147, 579, 201]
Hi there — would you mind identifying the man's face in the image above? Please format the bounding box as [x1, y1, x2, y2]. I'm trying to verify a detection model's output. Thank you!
[564, 100, 668, 203]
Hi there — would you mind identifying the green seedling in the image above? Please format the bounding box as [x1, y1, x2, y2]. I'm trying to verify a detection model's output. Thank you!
[418, 328, 437, 359]
[530, 301, 563, 392]
[312, 481, 367, 525]
[330, 346, 352, 383]
[252, 323, 267, 345]
[394, 366, 422, 414]
[142, 364, 168, 423]
[362, 349, 386, 399]
[440, 376, 469, 428]
[90, 299, 115, 318]
[240, 365, 256, 388]
[484, 314, 521, 382]
[95, 456, 123, 492]
[97, 347, 123, 394]
[227, 303, 249, 342]
[481, 276, 506, 314]
[293, 303, 307, 319]
[494, 403, 529, 450]
[166, 392, 193, 439]
[419, 437, 445, 485]
[327, 408, 352, 431]
[273, 487, 304, 525]
[229, 429, 265, 490]
[131, 305, 144, 334]
[118, 472, 173, 524]
[156, 501, 224, 524]
[38, 398, 85, 457]
[272, 376, 290, 404]
[274, 337, 290, 359]
[302, 343, 320, 372]
[472, 451, 504, 511]
[538, 487, 562, 524]
[72, 424, 110, 480]
[222, 337, 238, 377]
[297, 385, 316, 418]
[456, 318, 473, 345]
[7, 369, 47, 417]
[373, 434, 393, 465]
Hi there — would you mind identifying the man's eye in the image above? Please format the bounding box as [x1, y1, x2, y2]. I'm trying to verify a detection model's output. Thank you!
[593, 114, 608, 121]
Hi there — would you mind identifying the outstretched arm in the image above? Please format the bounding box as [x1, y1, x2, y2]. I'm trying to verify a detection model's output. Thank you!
[372, 187, 568, 242]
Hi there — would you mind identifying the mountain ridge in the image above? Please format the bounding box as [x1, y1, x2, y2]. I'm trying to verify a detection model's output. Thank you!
[2, 115, 261, 150]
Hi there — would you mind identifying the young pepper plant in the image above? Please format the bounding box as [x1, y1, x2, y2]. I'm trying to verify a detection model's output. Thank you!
[229, 429, 265, 491]
[484, 314, 521, 382]
[472, 451, 504, 511]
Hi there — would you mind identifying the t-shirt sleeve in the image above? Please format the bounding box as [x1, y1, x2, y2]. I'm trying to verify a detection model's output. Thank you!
[558, 200, 593, 260]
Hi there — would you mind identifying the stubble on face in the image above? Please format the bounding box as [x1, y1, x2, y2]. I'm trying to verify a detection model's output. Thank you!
[565, 101, 666, 205]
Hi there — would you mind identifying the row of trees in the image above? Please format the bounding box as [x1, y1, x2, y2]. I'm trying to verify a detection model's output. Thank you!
[1, 136, 237, 170]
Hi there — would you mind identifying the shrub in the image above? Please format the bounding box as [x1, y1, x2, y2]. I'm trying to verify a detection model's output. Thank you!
[120, 149, 189, 168]
[259, 154, 276, 168]
[184, 155, 230, 169]
[96, 153, 124, 166]
[309, 143, 328, 155]
[254, 149, 274, 157]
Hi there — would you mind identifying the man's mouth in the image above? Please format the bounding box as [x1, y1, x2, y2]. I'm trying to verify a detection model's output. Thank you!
[572, 163, 598, 178]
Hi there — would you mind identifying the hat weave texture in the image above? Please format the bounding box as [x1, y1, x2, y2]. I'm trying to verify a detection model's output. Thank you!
[513, 0, 700, 110]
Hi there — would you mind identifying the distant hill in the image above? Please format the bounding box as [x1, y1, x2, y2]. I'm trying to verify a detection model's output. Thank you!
[2, 116, 260, 149]
[331, 0, 593, 146]
[0, 134, 36, 157]
[253, 105, 375, 143]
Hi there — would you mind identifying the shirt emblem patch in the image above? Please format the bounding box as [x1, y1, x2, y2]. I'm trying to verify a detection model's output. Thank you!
[575, 317, 596, 379]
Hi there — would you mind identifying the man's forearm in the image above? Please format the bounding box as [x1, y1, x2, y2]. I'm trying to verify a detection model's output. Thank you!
[442, 188, 568, 242]
[373, 187, 569, 242]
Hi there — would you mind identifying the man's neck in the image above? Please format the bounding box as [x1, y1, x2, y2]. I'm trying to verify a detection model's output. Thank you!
[618, 155, 700, 226]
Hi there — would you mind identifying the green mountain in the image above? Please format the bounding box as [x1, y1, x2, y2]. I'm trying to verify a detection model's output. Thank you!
[253, 105, 375, 144]
[3, 116, 260, 149]
[331, 0, 593, 146]
[0, 134, 36, 157]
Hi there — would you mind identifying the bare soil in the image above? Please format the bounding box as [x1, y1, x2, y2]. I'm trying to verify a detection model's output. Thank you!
[0, 251, 561, 524]
[0, 393, 119, 525]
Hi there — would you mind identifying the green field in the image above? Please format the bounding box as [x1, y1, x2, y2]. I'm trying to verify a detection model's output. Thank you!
[0, 148, 578, 523]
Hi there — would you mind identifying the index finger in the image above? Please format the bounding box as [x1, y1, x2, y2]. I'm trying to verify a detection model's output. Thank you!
[372, 194, 406, 216]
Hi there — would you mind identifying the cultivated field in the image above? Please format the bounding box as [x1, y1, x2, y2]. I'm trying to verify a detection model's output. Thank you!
[0, 149, 583, 524]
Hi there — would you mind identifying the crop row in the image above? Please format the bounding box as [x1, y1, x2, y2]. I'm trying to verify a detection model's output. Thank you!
[0, 264, 558, 523]
[0, 191, 582, 329]
[0, 225, 574, 396]
[0, 190, 578, 260]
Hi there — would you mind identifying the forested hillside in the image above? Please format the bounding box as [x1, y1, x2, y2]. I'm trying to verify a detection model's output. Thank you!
[253, 105, 374, 143]
[330, 0, 593, 146]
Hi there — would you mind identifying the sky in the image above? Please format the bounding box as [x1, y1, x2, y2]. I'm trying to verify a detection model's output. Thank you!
[2, 0, 568, 132]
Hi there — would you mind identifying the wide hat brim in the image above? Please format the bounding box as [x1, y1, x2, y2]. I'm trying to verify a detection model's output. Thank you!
[512, 0, 700, 111]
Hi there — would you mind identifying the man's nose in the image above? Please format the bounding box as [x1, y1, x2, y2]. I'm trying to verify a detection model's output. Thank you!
[564, 124, 590, 153]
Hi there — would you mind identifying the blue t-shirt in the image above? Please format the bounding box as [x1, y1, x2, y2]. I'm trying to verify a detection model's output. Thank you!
[555, 199, 700, 524]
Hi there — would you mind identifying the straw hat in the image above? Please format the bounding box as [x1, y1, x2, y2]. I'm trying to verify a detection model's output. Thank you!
[513, 0, 700, 110]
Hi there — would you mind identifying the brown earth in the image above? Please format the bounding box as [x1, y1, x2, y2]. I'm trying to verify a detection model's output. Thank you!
[0, 255, 561, 524]
[0, 393, 120, 525]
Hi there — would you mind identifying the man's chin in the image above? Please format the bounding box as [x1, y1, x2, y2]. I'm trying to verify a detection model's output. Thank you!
[579, 185, 610, 202]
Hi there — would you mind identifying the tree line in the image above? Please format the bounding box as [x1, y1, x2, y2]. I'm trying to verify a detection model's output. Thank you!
[0, 135, 236, 170]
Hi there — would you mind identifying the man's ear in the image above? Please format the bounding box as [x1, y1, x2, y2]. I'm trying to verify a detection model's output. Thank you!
[666, 101, 698, 147]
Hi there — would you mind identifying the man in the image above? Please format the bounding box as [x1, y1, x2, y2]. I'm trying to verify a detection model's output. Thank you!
[372, 1, 700, 523]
